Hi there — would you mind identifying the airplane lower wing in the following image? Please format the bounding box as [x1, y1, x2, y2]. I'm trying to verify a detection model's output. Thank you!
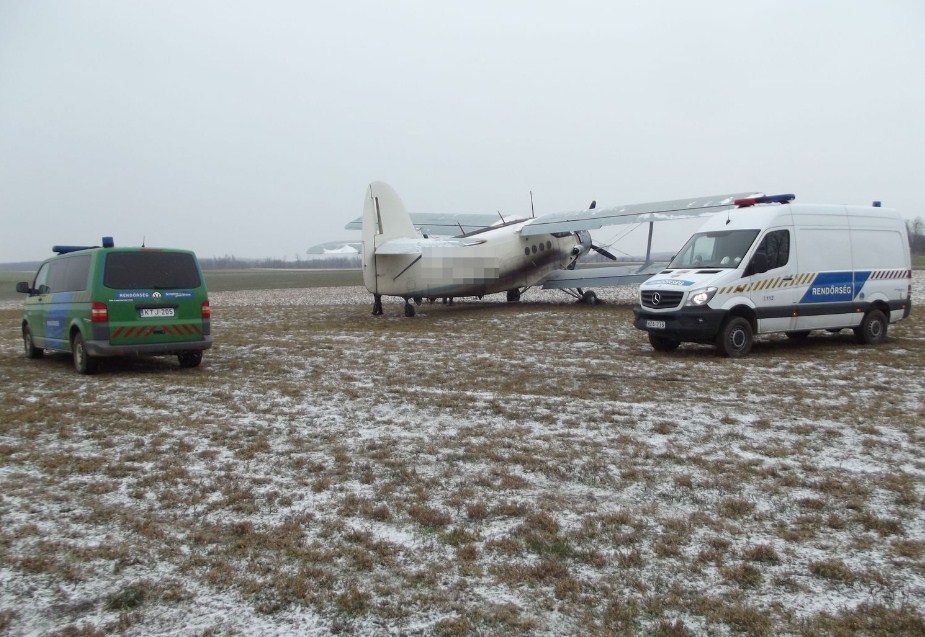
[520, 192, 762, 237]
[540, 263, 667, 289]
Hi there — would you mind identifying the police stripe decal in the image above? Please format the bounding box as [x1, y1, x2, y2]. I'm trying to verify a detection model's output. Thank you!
[718, 269, 910, 295]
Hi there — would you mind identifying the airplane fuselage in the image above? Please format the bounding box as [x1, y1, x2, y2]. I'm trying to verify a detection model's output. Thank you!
[366, 220, 582, 299]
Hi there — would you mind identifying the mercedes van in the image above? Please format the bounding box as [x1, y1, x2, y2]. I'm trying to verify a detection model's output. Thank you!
[633, 195, 912, 357]
[16, 237, 212, 373]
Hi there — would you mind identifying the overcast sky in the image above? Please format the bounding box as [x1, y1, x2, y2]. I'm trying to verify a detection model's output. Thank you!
[2, 1, 923, 263]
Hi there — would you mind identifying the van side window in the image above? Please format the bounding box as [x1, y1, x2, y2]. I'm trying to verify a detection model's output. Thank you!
[48, 255, 91, 293]
[33, 263, 51, 295]
[757, 230, 790, 270]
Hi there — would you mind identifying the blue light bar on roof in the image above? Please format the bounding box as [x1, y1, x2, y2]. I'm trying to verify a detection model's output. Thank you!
[734, 194, 796, 208]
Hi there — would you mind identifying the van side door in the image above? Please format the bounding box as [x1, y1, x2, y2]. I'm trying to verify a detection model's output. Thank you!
[745, 228, 799, 334]
[23, 263, 52, 347]
[793, 223, 856, 331]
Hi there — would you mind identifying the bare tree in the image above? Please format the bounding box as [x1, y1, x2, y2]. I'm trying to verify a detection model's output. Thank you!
[907, 217, 925, 254]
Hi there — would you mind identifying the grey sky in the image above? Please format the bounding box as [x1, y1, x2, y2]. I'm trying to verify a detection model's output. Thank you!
[2, 1, 923, 263]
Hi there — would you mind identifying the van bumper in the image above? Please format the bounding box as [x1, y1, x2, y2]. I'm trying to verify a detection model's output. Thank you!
[85, 336, 213, 358]
[633, 305, 727, 342]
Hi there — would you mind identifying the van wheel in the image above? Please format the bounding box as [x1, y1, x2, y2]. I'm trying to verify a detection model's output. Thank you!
[854, 309, 888, 345]
[23, 325, 44, 359]
[178, 351, 203, 368]
[72, 332, 98, 374]
[648, 333, 680, 352]
[716, 316, 753, 357]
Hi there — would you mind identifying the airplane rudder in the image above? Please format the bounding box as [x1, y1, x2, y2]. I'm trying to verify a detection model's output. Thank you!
[367, 181, 417, 240]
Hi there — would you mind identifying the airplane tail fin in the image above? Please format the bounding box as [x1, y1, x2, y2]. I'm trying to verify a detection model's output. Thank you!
[363, 182, 418, 243]
[362, 182, 418, 293]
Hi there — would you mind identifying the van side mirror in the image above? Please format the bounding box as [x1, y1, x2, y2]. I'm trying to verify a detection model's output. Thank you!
[16, 282, 32, 294]
[746, 253, 769, 276]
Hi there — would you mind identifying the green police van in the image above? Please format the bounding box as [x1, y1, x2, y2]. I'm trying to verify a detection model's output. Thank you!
[16, 237, 212, 374]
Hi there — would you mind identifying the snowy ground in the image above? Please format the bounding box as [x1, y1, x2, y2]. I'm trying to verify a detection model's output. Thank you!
[1, 274, 923, 636]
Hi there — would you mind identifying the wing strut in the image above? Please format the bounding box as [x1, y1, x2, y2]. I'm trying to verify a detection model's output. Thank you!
[643, 222, 655, 267]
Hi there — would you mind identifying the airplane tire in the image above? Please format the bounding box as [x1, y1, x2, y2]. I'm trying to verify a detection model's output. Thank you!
[581, 290, 599, 305]
[404, 303, 416, 317]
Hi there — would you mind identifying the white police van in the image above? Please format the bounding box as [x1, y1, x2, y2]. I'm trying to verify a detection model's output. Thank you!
[633, 195, 913, 357]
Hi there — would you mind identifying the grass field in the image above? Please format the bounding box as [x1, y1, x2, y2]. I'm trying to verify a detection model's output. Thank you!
[1, 276, 923, 636]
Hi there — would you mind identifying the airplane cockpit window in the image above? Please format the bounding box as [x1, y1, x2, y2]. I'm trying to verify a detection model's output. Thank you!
[668, 230, 760, 269]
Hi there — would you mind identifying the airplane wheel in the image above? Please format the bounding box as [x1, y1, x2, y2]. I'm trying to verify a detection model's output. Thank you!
[414, 297, 422, 305]
[581, 290, 599, 305]
[404, 303, 416, 317]
[506, 289, 521, 302]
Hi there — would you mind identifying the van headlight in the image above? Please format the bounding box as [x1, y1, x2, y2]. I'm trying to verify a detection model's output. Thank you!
[686, 287, 718, 306]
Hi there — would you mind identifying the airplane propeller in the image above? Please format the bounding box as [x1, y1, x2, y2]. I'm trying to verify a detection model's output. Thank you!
[573, 201, 619, 262]
[590, 244, 618, 261]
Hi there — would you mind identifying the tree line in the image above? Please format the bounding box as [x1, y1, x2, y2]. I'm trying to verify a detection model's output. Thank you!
[200, 254, 361, 270]
[908, 218, 925, 254]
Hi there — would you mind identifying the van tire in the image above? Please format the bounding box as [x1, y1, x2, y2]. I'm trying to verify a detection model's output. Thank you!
[855, 309, 888, 345]
[23, 325, 44, 359]
[178, 351, 203, 368]
[72, 332, 98, 375]
[648, 333, 680, 352]
[716, 316, 753, 358]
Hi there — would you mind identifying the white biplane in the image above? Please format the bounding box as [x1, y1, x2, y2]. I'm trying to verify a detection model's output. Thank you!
[347, 182, 760, 316]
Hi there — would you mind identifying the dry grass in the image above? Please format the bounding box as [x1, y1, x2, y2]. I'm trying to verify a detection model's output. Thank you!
[1, 278, 924, 635]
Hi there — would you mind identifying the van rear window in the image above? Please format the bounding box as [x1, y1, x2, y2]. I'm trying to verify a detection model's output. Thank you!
[104, 252, 201, 290]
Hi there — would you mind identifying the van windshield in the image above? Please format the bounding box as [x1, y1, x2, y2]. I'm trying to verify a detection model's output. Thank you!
[668, 230, 760, 269]
[104, 252, 201, 289]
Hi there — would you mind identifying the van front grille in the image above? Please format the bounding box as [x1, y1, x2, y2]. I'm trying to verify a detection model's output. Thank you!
[641, 290, 683, 309]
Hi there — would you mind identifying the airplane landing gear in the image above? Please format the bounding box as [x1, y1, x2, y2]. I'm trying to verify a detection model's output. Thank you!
[404, 300, 416, 317]
[372, 295, 383, 316]
[580, 290, 599, 305]
[506, 288, 521, 302]
[565, 288, 601, 304]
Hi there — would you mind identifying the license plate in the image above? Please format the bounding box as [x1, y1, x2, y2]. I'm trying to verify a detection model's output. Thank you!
[139, 308, 175, 318]
[646, 320, 666, 329]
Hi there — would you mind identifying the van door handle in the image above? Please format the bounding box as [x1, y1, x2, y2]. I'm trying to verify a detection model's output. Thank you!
[782, 276, 793, 281]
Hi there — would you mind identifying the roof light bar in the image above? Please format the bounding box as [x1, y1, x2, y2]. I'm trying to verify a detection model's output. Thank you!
[51, 237, 115, 254]
[734, 194, 796, 208]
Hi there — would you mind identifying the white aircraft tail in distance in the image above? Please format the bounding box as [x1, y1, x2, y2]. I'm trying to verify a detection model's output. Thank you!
[357, 181, 761, 316]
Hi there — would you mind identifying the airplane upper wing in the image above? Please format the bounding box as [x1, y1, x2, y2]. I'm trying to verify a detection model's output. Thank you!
[520, 192, 762, 237]
[346, 212, 502, 236]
